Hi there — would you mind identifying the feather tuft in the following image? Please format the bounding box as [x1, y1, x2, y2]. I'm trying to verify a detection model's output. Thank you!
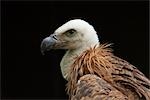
[66, 43, 150, 100]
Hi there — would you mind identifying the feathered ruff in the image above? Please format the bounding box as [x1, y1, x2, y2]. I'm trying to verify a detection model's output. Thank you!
[66, 43, 150, 100]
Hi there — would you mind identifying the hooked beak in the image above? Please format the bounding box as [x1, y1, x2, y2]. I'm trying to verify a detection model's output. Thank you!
[40, 34, 58, 55]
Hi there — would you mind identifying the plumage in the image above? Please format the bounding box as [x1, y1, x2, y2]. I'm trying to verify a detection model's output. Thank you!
[71, 74, 128, 100]
[41, 19, 150, 100]
[66, 44, 150, 100]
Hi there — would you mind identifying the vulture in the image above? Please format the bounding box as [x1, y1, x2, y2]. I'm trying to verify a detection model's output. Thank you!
[41, 19, 150, 100]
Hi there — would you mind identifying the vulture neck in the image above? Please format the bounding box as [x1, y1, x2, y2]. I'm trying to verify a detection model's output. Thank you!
[60, 41, 99, 80]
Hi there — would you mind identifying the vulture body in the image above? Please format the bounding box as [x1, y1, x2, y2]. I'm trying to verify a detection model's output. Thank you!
[41, 19, 150, 100]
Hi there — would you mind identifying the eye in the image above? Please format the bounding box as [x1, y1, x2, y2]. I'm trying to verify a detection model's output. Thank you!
[68, 29, 76, 34]
[65, 29, 76, 37]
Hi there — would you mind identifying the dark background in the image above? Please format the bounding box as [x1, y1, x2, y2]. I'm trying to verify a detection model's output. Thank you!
[1, 1, 149, 99]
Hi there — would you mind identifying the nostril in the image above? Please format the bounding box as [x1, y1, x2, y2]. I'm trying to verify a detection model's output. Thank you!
[52, 35, 58, 40]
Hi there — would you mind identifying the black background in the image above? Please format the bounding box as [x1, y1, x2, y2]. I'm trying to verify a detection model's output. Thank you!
[1, 1, 149, 99]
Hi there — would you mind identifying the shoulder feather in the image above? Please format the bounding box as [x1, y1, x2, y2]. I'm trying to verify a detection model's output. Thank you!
[66, 43, 150, 100]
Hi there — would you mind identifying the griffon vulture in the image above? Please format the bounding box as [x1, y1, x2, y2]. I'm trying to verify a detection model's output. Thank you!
[41, 19, 150, 100]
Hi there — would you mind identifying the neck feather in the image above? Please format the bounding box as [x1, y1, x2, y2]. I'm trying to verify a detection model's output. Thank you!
[60, 40, 99, 80]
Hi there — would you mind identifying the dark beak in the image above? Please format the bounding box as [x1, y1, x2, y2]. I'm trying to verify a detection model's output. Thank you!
[40, 34, 57, 55]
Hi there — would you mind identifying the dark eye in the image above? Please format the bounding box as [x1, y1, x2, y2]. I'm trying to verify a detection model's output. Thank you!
[68, 29, 76, 34]
[65, 29, 76, 37]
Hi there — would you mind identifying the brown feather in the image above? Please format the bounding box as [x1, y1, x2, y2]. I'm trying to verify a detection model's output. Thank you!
[72, 74, 128, 100]
[66, 43, 150, 100]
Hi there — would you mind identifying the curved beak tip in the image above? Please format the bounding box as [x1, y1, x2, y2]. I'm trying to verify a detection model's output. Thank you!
[40, 41, 46, 55]
[41, 49, 45, 55]
[40, 36, 56, 55]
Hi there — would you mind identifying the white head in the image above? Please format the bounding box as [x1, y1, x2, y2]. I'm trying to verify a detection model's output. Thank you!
[41, 19, 99, 52]
[54, 19, 99, 50]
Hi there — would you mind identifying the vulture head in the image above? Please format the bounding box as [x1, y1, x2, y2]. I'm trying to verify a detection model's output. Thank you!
[41, 19, 99, 52]
[41, 19, 99, 79]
